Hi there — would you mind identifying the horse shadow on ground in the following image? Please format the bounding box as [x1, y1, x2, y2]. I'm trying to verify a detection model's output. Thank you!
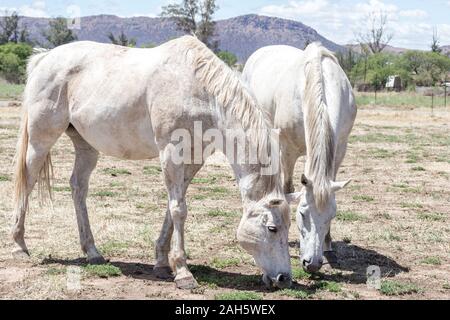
[290, 240, 409, 284]
[41, 240, 408, 291]
[40, 257, 309, 292]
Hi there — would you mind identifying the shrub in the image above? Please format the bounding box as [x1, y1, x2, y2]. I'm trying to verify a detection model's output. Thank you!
[0, 43, 33, 83]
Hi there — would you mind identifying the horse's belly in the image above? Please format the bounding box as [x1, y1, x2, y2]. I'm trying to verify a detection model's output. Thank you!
[70, 107, 160, 160]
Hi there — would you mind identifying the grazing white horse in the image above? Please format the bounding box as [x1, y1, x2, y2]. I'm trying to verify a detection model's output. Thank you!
[243, 43, 357, 272]
[13, 36, 295, 289]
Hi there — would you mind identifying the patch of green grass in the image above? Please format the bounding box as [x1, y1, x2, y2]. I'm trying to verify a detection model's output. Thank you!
[337, 210, 362, 222]
[279, 288, 310, 299]
[210, 257, 241, 269]
[369, 148, 396, 159]
[0, 82, 24, 99]
[418, 212, 446, 222]
[356, 92, 447, 109]
[199, 186, 228, 194]
[380, 280, 421, 296]
[207, 209, 239, 218]
[109, 182, 125, 188]
[389, 183, 422, 194]
[46, 267, 66, 276]
[400, 202, 423, 209]
[421, 256, 441, 266]
[99, 241, 130, 257]
[0, 174, 11, 182]
[343, 236, 352, 244]
[192, 177, 217, 184]
[315, 280, 342, 293]
[103, 167, 131, 176]
[353, 195, 374, 202]
[406, 153, 421, 164]
[143, 166, 162, 176]
[193, 194, 208, 201]
[215, 291, 263, 301]
[350, 133, 404, 144]
[292, 267, 311, 280]
[92, 191, 118, 198]
[382, 232, 402, 242]
[53, 186, 71, 193]
[411, 166, 426, 172]
[83, 264, 122, 278]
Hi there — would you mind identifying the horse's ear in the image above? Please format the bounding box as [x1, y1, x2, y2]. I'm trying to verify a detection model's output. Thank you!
[301, 174, 312, 187]
[331, 180, 352, 192]
[286, 192, 302, 205]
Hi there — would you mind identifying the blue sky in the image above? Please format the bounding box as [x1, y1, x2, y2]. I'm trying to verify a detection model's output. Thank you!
[1, 1, 450, 49]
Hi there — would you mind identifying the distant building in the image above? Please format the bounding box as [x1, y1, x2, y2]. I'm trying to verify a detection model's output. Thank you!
[386, 75, 402, 91]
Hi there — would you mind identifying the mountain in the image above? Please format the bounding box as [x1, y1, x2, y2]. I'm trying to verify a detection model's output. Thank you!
[18, 14, 344, 61]
[441, 45, 450, 56]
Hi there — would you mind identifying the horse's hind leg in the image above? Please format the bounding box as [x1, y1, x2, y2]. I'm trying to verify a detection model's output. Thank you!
[67, 127, 105, 265]
[12, 104, 69, 259]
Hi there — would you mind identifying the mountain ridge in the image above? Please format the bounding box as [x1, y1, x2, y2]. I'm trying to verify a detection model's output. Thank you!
[16, 14, 344, 61]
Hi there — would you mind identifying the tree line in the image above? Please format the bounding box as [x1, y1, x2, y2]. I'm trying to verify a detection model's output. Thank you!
[0, 1, 240, 84]
[1, 2, 449, 88]
[337, 11, 450, 90]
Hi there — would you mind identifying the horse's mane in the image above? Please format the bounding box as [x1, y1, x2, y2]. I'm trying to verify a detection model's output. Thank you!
[176, 36, 282, 197]
[302, 42, 338, 210]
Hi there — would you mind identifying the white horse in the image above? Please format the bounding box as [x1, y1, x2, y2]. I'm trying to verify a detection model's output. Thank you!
[12, 36, 296, 289]
[243, 43, 357, 272]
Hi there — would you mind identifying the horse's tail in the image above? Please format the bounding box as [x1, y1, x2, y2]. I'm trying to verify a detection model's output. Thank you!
[302, 43, 337, 211]
[14, 49, 53, 210]
[14, 111, 29, 211]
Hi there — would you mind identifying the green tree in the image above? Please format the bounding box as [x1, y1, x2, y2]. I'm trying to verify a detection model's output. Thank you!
[161, 0, 219, 51]
[0, 11, 21, 44]
[42, 17, 77, 48]
[217, 51, 237, 67]
[0, 42, 33, 83]
[336, 49, 358, 80]
[108, 31, 137, 47]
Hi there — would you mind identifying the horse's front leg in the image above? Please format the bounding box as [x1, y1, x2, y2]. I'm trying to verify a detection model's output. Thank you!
[154, 208, 174, 279]
[160, 147, 201, 289]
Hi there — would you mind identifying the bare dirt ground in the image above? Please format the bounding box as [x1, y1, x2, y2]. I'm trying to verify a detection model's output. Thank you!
[0, 102, 449, 300]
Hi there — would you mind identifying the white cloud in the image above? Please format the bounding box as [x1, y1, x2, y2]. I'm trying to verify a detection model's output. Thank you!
[399, 9, 428, 19]
[0, 1, 49, 17]
[258, 0, 449, 49]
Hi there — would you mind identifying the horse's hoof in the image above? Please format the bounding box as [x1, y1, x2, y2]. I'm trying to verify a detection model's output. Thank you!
[88, 256, 108, 265]
[154, 266, 174, 280]
[12, 249, 30, 261]
[175, 275, 198, 290]
[323, 251, 339, 266]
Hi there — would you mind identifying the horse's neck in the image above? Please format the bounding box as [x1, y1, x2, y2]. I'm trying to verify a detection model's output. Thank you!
[232, 164, 278, 202]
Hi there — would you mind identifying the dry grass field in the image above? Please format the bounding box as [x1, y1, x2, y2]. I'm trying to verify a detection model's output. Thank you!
[0, 98, 449, 300]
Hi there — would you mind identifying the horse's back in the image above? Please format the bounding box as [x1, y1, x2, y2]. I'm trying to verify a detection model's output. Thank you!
[25, 41, 173, 160]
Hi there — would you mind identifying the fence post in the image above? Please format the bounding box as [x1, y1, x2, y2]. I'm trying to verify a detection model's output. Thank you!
[445, 81, 447, 109]
[431, 91, 434, 116]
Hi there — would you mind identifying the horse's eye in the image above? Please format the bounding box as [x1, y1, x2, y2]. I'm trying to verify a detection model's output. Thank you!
[268, 226, 278, 233]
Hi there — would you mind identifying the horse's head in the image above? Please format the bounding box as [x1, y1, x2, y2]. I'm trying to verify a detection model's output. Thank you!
[237, 194, 294, 289]
[294, 174, 351, 273]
